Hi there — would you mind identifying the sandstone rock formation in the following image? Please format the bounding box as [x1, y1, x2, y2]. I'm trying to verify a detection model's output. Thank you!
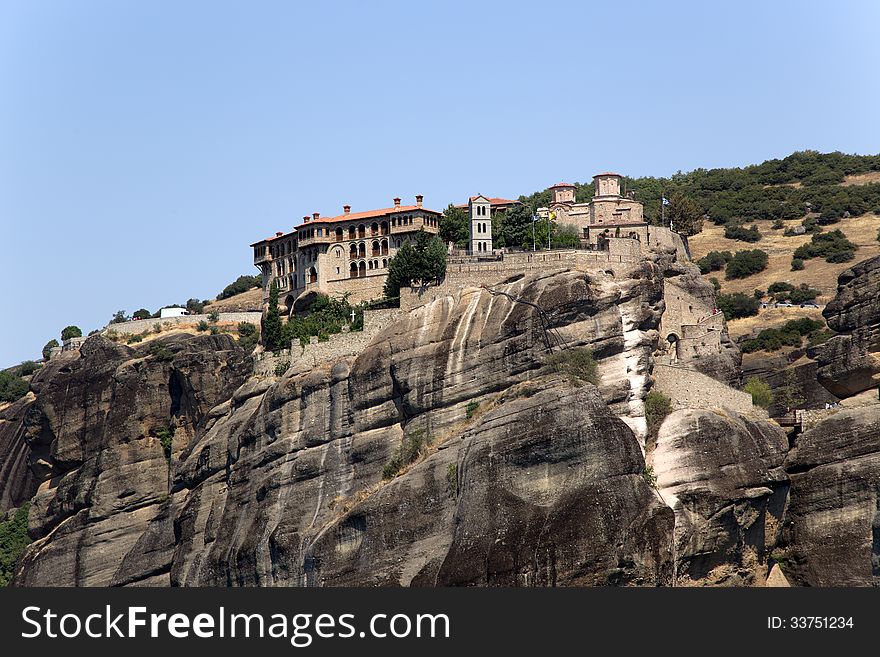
[0, 262, 827, 587]
[815, 255, 880, 397]
[782, 402, 880, 586]
[651, 409, 788, 585]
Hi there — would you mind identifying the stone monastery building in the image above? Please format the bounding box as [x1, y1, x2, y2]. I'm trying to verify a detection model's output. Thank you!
[251, 172, 686, 312]
[251, 196, 440, 308]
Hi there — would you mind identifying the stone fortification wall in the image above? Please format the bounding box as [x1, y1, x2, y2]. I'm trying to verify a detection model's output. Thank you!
[253, 308, 400, 376]
[401, 249, 644, 311]
[102, 312, 263, 336]
[653, 363, 760, 417]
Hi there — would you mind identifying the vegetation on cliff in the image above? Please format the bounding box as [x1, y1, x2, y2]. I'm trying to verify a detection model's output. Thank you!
[0, 503, 31, 586]
[0, 370, 29, 403]
[384, 230, 447, 298]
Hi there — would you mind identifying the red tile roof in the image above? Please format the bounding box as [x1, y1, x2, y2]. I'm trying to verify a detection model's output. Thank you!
[454, 197, 521, 209]
[550, 182, 575, 188]
[252, 204, 441, 245]
[593, 172, 622, 177]
[293, 204, 439, 229]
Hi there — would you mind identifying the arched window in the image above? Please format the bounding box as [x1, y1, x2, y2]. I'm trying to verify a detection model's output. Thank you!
[358, 261, 366, 277]
[395, 239, 401, 248]
[371, 240, 380, 257]
[335, 227, 344, 242]
[350, 262, 358, 279]
[380, 221, 388, 235]
[371, 222, 379, 236]
[349, 244, 358, 259]
[348, 226, 356, 240]
[357, 224, 366, 238]
[308, 267, 317, 284]
[358, 242, 366, 258]
[382, 258, 387, 268]
[380, 238, 388, 255]
[334, 248, 342, 258]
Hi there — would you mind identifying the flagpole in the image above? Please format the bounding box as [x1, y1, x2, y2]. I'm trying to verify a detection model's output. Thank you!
[532, 213, 536, 252]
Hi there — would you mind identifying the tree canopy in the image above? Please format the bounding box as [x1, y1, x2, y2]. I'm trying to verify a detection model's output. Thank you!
[384, 230, 447, 299]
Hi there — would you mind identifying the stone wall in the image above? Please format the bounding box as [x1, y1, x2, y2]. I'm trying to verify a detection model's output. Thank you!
[400, 250, 645, 311]
[102, 312, 262, 336]
[253, 308, 401, 376]
[653, 362, 760, 417]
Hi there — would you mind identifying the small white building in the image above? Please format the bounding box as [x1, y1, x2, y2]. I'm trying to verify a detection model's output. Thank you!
[159, 307, 188, 319]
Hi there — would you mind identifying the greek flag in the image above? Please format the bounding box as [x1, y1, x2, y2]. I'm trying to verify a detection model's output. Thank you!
[662, 197, 670, 206]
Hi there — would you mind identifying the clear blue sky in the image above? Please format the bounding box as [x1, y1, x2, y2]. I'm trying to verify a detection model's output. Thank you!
[1, 0, 878, 366]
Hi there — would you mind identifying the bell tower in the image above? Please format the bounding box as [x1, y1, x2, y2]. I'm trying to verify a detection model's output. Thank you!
[468, 195, 493, 254]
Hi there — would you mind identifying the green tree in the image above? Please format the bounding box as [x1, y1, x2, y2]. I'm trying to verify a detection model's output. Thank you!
[384, 230, 447, 299]
[263, 280, 285, 351]
[716, 292, 760, 320]
[110, 310, 129, 324]
[497, 203, 537, 249]
[42, 339, 59, 360]
[439, 204, 470, 247]
[744, 377, 773, 408]
[60, 325, 82, 340]
[665, 192, 704, 236]
[0, 502, 31, 586]
[0, 371, 29, 403]
[132, 308, 152, 320]
[186, 298, 206, 314]
[218, 275, 261, 300]
[725, 249, 769, 279]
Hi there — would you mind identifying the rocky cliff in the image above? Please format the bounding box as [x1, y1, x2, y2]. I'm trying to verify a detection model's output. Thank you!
[3, 254, 877, 587]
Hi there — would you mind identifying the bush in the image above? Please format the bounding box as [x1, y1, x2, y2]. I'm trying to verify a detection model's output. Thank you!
[740, 317, 825, 353]
[60, 325, 82, 341]
[186, 298, 206, 315]
[642, 465, 657, 487]
[217, 275, 261, 300]
[209, 325, 221, 335]
[724, 224, 762, 242]
[196, 320, 209, 332]
[696, 250, 732, 274]
[132, 309, 152, 320]
[744, 378, 773, 408]
[208, 311, 220, 323]
[274, 361, 289, 377]
[793, 229, 857, 263]
[0, 502, 31, 586]
[645, 390, 672, 440]
[725, 249, 769, 279]
[17, 361, 40, 377]
[0, 371, 29, 403]
[382, 430, 431, 479]
[766, 282, 819, 304]
[709, 277, 721, 292]
[465, 400, 480, 419]
[771, 219, 785, 230]
[148, 342, 175, 362]
[237, 322, 259, 353]
[109, 310, 129, 324]
[155, 427, 174, 459]
[791, 258, 805, 271]
[543, 348, 599, 386]
[282, 294, 359, 347]
[41, 339, 59, 360]
[446, 464, 458, 496]
[716, 292, 760, 320]
[126, 334, 144, 344]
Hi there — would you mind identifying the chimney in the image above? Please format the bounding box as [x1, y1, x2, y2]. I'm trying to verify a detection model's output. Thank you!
[393, 197, 401, 208]
[312, 212, 320, 221]
[415, 195, 423, 207]
[343, 205, 351, 214]
[303, 215, 310, 223]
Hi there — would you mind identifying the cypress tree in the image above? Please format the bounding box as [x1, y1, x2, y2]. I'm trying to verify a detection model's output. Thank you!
[263, 280, 284, 351]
